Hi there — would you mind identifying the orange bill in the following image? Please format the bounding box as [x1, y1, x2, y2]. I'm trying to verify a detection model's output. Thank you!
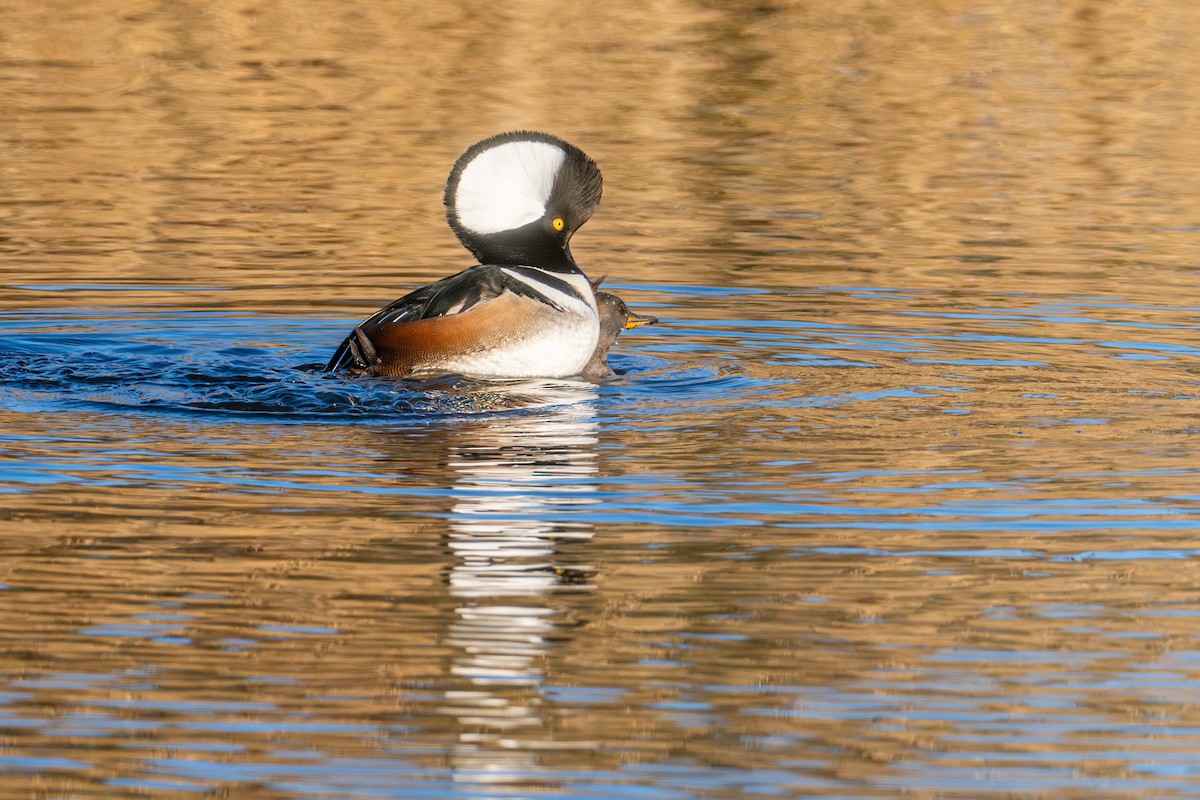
[624, 311, 658, 330]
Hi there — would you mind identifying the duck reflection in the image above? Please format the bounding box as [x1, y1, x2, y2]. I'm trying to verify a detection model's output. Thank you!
[434, 380, 601, 784]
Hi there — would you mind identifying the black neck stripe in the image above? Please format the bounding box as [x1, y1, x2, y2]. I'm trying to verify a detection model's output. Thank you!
[507, 265, 587, 304]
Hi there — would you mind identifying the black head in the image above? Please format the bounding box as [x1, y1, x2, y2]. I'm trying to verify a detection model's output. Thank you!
[444, 131, 603, 270]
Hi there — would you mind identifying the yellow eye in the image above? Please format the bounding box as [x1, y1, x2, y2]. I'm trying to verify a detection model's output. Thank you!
[552, 217, 565, 232]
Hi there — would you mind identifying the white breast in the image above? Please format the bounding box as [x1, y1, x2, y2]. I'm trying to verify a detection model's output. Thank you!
[431, 270, 600, 379]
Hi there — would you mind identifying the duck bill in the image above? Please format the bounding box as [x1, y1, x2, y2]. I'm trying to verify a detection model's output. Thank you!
[624, 311, 658, 330]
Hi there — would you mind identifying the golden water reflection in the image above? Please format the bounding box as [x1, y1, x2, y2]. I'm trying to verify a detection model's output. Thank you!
[3, 0, 1200, 796]
[437, 388, 601, 786]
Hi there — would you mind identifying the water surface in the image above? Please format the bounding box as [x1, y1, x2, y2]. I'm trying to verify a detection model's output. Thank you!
[3, 1, 1200, 797]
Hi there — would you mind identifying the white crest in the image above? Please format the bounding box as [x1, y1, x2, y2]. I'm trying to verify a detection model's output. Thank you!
[454, 140, 566, 235]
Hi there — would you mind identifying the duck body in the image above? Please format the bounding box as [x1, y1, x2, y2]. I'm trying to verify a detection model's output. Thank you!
[326, 131, 606, 379]
[581, 282, 658, 380]
[328, 263, 599, 378]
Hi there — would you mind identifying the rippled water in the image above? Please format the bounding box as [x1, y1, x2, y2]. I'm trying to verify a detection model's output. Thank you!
[4, 1, 1200, 797]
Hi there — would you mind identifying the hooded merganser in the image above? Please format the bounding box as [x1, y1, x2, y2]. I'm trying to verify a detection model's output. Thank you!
[581, 277, 658, 380]
[326, 131, 616, 379]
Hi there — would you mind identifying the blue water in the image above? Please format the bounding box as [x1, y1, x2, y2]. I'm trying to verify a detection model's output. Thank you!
[3, 285, 1200, 798]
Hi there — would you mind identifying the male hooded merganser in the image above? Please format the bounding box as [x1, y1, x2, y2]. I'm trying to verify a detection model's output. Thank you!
[581, 277, 658, 380]
[325, 131, 616, 379]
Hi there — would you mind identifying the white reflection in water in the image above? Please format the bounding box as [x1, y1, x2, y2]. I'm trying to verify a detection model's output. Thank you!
[439, 381, 601, 784]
